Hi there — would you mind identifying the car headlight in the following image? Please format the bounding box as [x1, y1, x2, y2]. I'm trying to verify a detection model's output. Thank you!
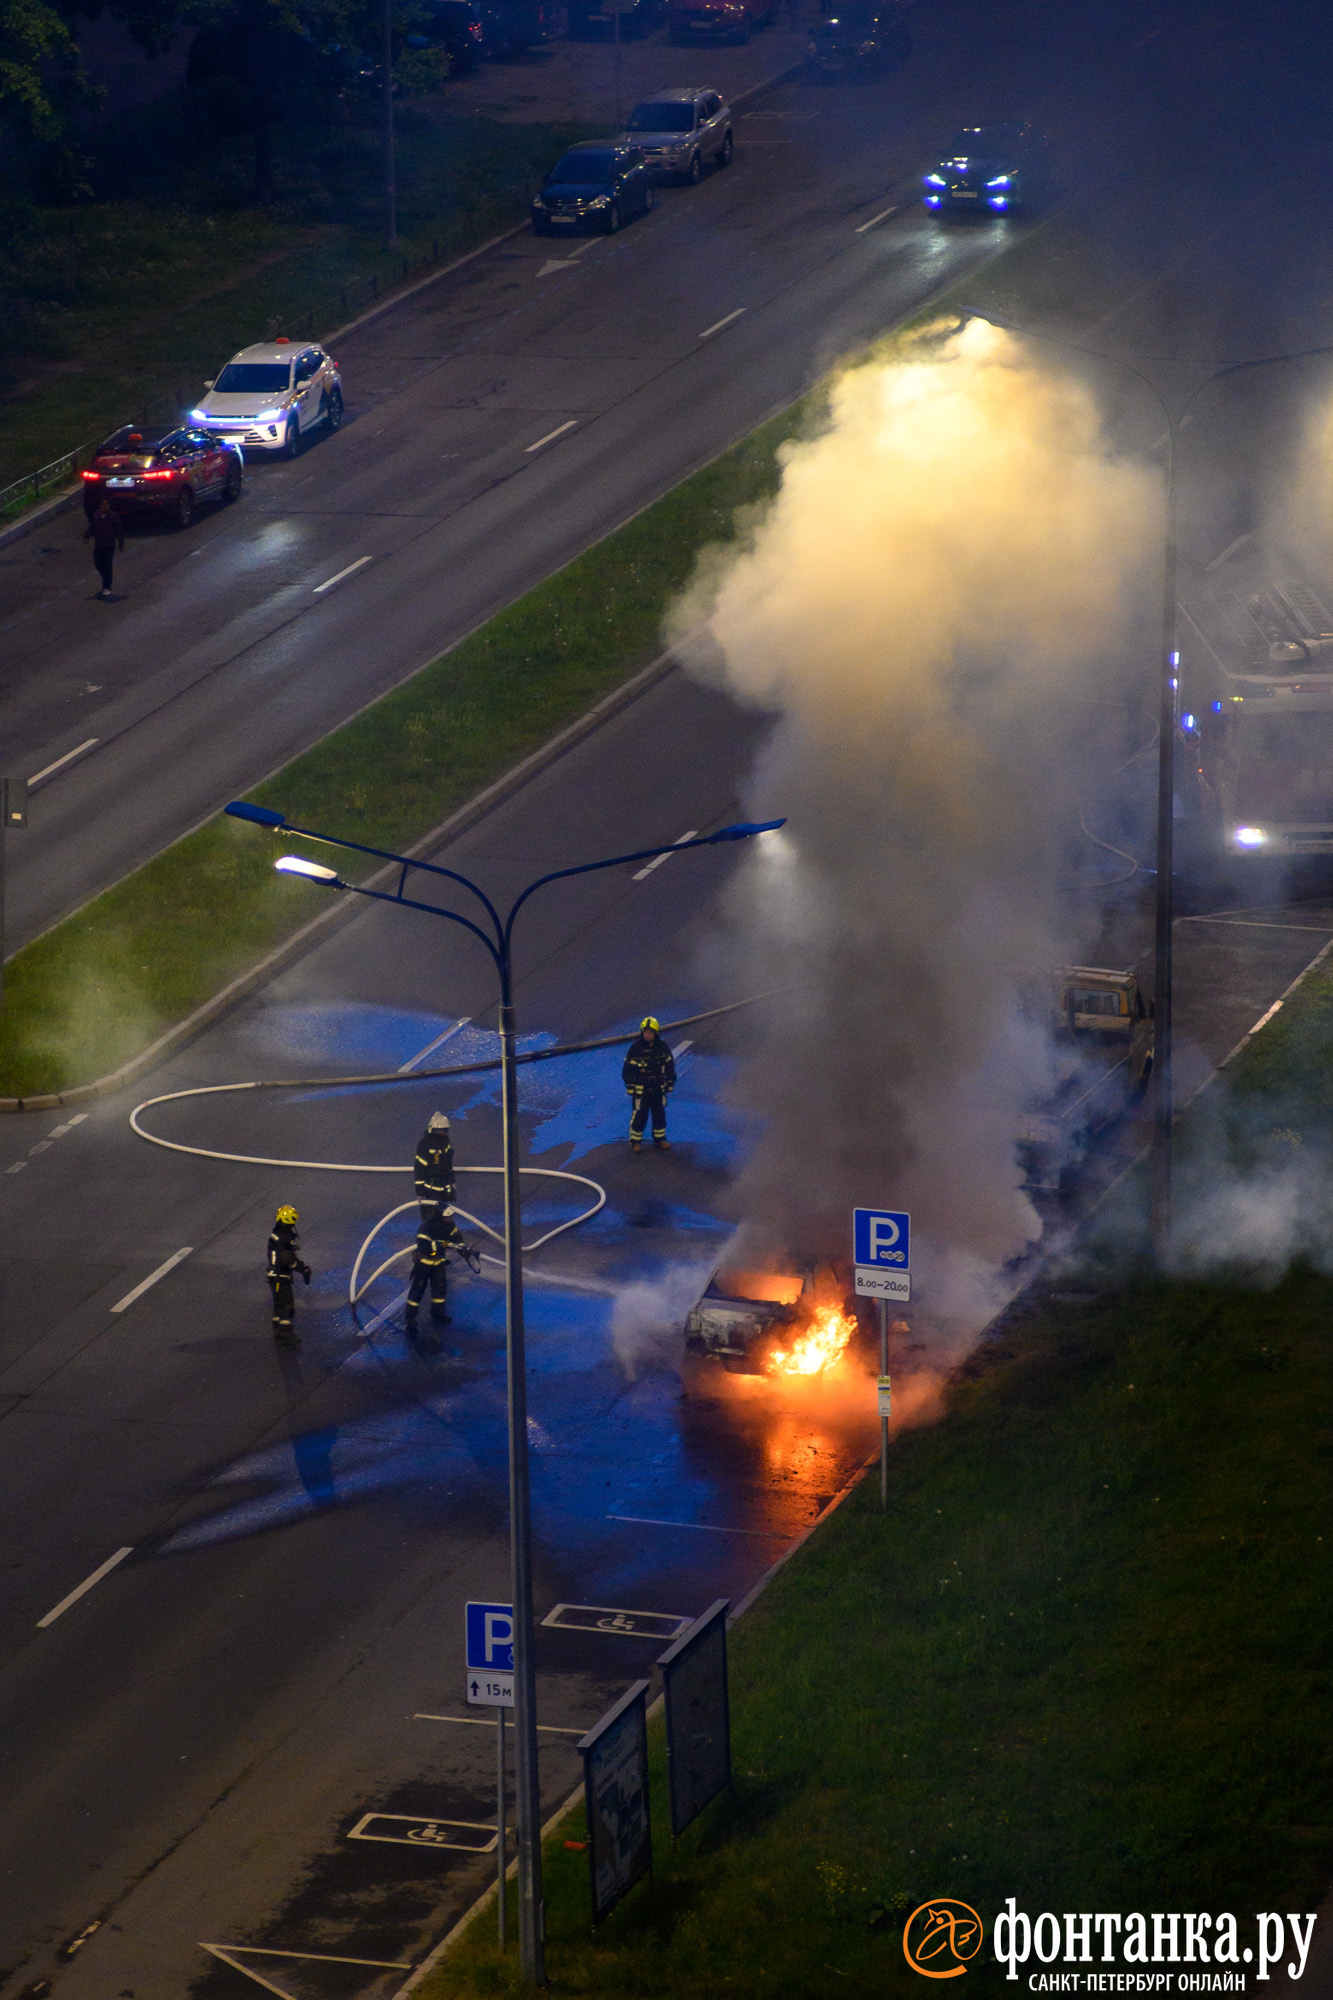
[532, 194, 548, 206]
[1233, 827, 1268, 847]
[986, 174, 1013, 187]
[589, 193, 610, 205]
[255, 407, 285, 422]
[924, 172, 945, 186]
[189, 408, 209, 422]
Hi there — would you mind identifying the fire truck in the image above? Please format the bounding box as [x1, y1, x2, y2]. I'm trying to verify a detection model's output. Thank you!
[1181, 565, 1333, 858]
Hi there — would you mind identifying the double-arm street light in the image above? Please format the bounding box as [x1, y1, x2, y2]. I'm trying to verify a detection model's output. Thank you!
[225, 797, 783, 1984]
[963, 309, 1333, 1262]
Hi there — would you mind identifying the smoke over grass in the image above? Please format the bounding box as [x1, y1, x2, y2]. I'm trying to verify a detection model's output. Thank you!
[672, 318, 1161, 1342]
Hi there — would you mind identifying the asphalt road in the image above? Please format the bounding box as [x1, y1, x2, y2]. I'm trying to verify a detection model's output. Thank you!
[5, 0, 1333, 1993]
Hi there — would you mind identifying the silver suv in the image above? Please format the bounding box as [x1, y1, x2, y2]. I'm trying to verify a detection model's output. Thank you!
[192, 340, 343, 458]
[619, 87, 733, 182]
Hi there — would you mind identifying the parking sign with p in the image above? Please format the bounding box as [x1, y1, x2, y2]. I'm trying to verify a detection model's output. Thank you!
[466, 1600, 514, 1707]
[853, 1207, 910, 1301]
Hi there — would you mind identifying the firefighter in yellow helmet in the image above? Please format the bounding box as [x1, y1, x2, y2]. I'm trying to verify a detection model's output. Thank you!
[267, 1204, 311, 1346]
[622, 1016, 676, 1151]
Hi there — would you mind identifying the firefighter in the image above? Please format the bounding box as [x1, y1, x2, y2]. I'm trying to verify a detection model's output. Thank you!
[405, 1203, 479, 1347]
[267, 1205, 311, 1346]
[414, 1111, 455, 1221]
[622, 1016, 676, 1151]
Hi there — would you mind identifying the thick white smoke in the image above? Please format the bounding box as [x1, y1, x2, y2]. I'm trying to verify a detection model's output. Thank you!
[672, 318, 1162, 1343]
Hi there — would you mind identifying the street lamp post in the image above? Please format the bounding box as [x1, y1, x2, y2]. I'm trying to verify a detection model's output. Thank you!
[226, 799, 783, 1984]
[961, 309, 1333, 1262]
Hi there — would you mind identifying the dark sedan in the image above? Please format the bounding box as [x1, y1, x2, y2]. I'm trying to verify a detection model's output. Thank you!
[922, 122, 1037, 214]
[807, 1, 907, 74]
[530, 144, 655, 234]
[81, 424, 243, 529]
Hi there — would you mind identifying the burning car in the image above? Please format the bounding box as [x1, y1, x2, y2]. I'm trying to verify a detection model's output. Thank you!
[1019, 965, 1154, 1193]
[684, 1263, 858, 1373]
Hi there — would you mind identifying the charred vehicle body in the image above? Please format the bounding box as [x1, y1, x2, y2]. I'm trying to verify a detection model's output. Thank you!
[684, 1263, 858, 1373]
[1019, 966, 1154, 1194]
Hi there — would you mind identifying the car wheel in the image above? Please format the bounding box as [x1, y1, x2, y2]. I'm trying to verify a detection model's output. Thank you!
[717, 128, 733, 165]
[222, 458, 242, 502]
[603, 200, 621, 234]
[282, 415, 299, 459]
[685, 149, 702, 185]
[175, 485, 195, 530]
[323, 387, 344, 431]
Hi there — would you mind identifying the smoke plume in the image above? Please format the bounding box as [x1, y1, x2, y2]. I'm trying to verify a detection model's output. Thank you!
[671, 318, 1161, 1340]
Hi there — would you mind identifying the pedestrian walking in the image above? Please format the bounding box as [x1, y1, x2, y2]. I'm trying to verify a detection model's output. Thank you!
[84, 495, 125, 599]
[267, 1204, 312, 1346]
[405, 1203, 478, 1349]
[414, 1110, 455, 1221]
[623, 1015, 676, 1151]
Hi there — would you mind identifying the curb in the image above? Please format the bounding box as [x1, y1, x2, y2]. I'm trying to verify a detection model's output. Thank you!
[0, 483, 82, 553]
[0, 647, 679, 1114]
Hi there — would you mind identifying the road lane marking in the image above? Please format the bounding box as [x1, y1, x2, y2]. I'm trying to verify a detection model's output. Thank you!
[29, 738, 98, 787]
[608, 1513, 786, 1536]
[855, 204, 898, 233]
[313, 555, 373, 595]
[525, 420, 577, 453]
[201, 1946, 412, 1972]
[6, 1162, 26, 1174]
[536, 259, 580, 277]
[111, 1245, 192, 1314]
[542, 1602, 691, 1639]
[699, 308, 746, 340]
[359, 1287, 408, 1337]
[349, 1812, 500, 1852]
[399, 1016, 472, 1073]
[632, 830, 698, 881]
[414, 1712, 584, 1733]
[37, 1546, 134, 1628]
[47, 1114, 88, 1139]
[1179, 917, 1333, 933]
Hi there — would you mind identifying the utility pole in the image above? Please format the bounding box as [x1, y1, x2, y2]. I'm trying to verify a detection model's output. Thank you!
[0, 778, 29, 1004]
[383, 0, 397, 246]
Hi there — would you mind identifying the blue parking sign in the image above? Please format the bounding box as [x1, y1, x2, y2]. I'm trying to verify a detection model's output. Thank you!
[853, 1208, 910, 1269]
[466, 1601, 514, 1673]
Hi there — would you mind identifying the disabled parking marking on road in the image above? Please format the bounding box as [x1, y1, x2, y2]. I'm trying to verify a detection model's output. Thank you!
[348, 1812, 502, 1852]
[542, 1602, 692, 1640]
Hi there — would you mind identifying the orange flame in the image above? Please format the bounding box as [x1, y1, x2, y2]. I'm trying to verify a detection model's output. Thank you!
[766, 1304, 856, 1376]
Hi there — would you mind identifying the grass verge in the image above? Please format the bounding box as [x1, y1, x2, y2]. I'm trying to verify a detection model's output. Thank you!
[0, 402, 806, 1097]
[422, 978, 1333, 1998]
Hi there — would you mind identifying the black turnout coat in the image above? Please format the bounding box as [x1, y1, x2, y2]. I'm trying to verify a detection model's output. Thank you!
[415, 1127, 455, 1208]
[622, 1035, 675, 1096]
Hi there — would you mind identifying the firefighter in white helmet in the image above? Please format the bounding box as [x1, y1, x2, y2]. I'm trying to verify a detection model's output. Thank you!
[414, 1110, 455, 1221]
[622, 1016, 676, 1151]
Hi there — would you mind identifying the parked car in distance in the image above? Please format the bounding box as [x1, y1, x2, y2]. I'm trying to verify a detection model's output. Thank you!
[922, 121, 1039, 213]
[569, 0, 662, 35]
[403, 0, 486, 71]
[478, 0, 564, 52]
[191, 339, 342, 457]
[807, 0, 906, 74]
[619, 87, 732, 179]
[82, 425, 243, 529]
[669, 0, 771, 46]
[531, 142, 655, 232]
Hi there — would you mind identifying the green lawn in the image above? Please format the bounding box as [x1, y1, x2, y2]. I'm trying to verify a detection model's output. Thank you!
[424, 979, 1333, 1997]
[0, 403, 808, 1096]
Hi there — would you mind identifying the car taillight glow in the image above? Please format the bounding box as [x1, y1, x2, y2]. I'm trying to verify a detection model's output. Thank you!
[81, 470, 99, 480]
[141, 469, 177, 480]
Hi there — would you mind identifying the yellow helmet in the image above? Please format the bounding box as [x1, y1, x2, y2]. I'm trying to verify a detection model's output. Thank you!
[276, 1205, 298, 1225]
[640, 1016, 659, 1032]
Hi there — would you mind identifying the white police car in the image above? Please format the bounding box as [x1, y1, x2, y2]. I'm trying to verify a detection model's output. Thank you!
[191, 339, 343, 457]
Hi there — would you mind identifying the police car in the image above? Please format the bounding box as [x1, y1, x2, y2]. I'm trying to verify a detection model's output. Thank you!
[191, 339, 343, 457]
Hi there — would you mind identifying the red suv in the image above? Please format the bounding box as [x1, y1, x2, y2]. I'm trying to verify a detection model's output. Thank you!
[669, 0, 771, 40]
[82, 424, 244, 530]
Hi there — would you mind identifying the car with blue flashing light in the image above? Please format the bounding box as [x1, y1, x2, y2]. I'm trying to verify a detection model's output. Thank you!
[191, 339, 343, 458]
[531, 143, 656, 234]
[922, 122, 1035, 214]
[81, 424, 244, 529]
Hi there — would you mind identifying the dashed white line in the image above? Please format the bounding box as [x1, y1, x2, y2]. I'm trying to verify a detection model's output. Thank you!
[699, 308, 746, 341]
[632, 831, 698, 882]
[6, 1162, 26, 1175]
[111, 1246, 192, 1314]
[29, 738, 98, 788]
[313, 555, 373, 595]
[399, 1016, 472, 1074]
[855, 204, 899, 233]
[525, 420, 577, 454]
[37, 1546, 134, 1628]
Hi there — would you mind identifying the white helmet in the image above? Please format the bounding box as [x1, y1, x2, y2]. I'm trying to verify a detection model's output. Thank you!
[427, 1112, 451, 1131]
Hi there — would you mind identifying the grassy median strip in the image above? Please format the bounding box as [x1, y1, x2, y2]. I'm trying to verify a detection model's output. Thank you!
[0, 403, 806, 1097]
[424, 984, 1333, 1998]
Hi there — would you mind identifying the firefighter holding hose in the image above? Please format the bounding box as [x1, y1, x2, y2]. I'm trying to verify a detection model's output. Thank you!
[405, 1203, 480, 1350]
[623, 1016, 676, 1152]
[414, 1110, 455, 1221]
[267, 1204, 312, 1346]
